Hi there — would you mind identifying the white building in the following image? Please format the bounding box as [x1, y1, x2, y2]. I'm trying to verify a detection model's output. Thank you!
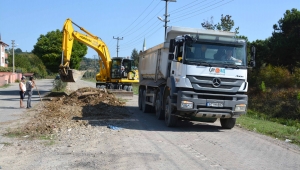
[0, 35, 9, 67]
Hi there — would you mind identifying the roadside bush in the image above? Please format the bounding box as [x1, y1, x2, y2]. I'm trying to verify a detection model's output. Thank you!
[292, 67, 300, 87]
[257, 65, 292, 89]
[249, 88, 300, 120]
[53, 79, 67, 91]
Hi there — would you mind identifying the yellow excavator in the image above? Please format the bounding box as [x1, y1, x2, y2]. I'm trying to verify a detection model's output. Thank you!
[59, 18, 139, 94]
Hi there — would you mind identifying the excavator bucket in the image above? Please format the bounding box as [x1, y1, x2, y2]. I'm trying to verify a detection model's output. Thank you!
[60, 69, 86, 82]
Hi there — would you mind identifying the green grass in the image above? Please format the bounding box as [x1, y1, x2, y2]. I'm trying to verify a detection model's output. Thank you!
[237, 110, 300, 146]
[4, 128, 27, 138]
[0, 84, 10, 88]
[132, 83, 139, 95]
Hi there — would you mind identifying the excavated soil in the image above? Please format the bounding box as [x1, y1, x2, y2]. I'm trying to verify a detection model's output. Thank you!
[14, 87, 130, 138]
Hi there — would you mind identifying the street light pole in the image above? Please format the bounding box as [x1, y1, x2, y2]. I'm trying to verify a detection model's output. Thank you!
[160, 0, 176, 42]
[11, 40, 15, 74]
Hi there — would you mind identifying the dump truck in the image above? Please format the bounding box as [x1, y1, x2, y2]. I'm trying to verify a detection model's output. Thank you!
[138, 26, 255, 128]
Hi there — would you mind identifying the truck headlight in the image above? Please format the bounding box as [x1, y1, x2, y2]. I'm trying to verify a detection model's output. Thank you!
[235, 104, 246, 111]
[181, 101, 193, 109]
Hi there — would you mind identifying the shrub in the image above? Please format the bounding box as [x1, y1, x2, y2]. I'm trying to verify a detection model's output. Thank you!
[53, 79, 67, 91]
[259, 81, 266, 92]
[249, 88, 300, 120]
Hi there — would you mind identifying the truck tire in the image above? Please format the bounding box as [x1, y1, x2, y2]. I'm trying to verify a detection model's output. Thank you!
[155, 90, 164, 120]
[164, 97, 178, 127]
[138, 89, 142, 110]
[220, 118, 236, 129]
[142, 90, 151, 113]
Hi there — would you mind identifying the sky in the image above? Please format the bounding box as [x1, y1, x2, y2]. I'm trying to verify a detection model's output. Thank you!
[0, 0, 299, 60]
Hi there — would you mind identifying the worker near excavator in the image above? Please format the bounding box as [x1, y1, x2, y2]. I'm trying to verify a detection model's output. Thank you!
[26, 76, 35, 109]
[121, 66, 127, 78]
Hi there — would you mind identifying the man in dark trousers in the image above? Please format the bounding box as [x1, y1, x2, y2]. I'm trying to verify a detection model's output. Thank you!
[26, 76, 35, 109]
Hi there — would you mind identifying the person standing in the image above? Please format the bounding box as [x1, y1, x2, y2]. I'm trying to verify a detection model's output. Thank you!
[26, 76, 35, 109]
[121, 66, 127, 78]
[19, 76, 26, 108]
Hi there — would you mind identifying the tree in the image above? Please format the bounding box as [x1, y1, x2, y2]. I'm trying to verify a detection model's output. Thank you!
[32, 29, 87, 73]
[250, 39, 271, 69]
[7, 52, 47, 77]
[131, 48, 139, 67]
[268, 8, 300, 72]
[202, 14, 239, 33]
[201, 16, 216, 30]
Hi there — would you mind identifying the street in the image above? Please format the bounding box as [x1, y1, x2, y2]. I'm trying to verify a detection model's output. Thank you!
[0, 79, 299, 170]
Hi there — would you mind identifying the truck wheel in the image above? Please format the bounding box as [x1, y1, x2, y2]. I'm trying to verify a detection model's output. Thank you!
[142, 90, 151, 113]
[138, 89, 142, 110]
[155, 91, 164, 120]
[164, 97, 178, 127]
[220, 118, 236, 129]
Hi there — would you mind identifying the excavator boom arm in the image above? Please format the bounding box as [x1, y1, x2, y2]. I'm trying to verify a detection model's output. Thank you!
[60, 18, 111, 81]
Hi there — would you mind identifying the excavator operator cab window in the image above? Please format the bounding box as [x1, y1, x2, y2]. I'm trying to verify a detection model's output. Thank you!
[111, 59, 121, 79]
[121, 59, 137, 80]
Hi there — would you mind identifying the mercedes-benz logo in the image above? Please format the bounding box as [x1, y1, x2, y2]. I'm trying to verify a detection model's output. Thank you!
[212, 77, 221, 88]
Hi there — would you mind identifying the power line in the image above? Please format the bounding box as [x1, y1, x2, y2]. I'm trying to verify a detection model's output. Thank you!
[107, 1, 164, 49]
[116, 0, 156, 36]
[171, 0, 221, 20]
[121, 1, 162, 37]
[169, 0, 207, 14]
[171, 0, 234, 24]
[121, 20, 161, 48]
[121, 25, 162, 51]
[121, 22, 162, 51]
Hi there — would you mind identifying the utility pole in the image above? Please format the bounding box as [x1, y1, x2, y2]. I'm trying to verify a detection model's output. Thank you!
[160, 0, 176, 42]
[93, 55, 96, 69]
[113, 36, 123, 57]
[11, 40, 16, 74]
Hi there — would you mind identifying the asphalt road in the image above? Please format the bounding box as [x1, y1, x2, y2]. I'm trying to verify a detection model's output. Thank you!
[0, 79, 53, 123]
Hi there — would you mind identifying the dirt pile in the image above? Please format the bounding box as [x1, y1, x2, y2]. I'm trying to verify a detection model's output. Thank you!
[16, 87, 131, 137]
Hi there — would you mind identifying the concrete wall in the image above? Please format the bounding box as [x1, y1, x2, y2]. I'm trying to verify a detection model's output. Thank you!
[0, 72, 22, 86]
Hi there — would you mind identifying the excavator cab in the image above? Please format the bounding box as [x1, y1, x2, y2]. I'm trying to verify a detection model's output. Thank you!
[111, 57, 136, 80]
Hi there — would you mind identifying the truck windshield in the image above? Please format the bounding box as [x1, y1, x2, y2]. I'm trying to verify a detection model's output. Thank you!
[183, 42, 246, 67]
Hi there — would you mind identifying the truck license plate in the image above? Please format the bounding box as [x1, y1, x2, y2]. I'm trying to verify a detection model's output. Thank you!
[207, 102, 223, 107]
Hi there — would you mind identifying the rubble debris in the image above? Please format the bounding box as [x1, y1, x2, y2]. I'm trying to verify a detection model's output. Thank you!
[13, 87, 131, 137]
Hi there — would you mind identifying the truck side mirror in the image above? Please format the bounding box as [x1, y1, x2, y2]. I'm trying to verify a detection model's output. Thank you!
[168, 54, 174, 60]
[248, 46, 256, 67]
[169, 39, 175, 53]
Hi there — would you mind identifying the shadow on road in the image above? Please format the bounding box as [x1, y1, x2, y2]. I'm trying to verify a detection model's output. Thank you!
[0, 90, 50, 98]
[78, 104, 222, 133]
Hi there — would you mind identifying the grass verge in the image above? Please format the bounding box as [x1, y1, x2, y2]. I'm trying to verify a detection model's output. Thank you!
[237, 110, 300, 146]
[132, 83, 139, 95]
[0, 84, 10, 88]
